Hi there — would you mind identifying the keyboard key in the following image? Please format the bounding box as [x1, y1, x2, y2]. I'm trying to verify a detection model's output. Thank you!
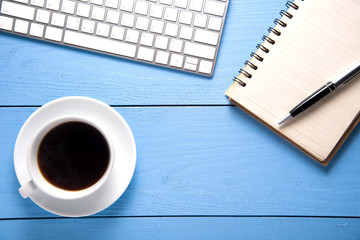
[14, 19, 29, 34]
[164, 23, 178, 37]
[36, 9, 50, 23]
[184, 57, 199, 71]
[208, 17, 222, 31]
[125, 29, 140, 43]
[110, 26, 125, 40]
[194, 29, 219, 45]
[121, 13, 135, 27]
[169, 39, 183, 53]
[29, 22, 44, 37]
[150, 19, 164, 34]
[90, 0, 103, 5]
[30, 0, 45, 7]
[66, 16, 80, 30]
[45, 26, 63, 41]
[81, 19, 95, 33]
[179, 26, 193, 40]
[96, 22, 110, 37]
[105, 0, 119, 8]
[159, 0, 172, 5]
[174, 0, 187, 9]
[137, 47, 154, 62]
[186, 57, 198, 65]
[199, 60, 213, 74]
[204, 0, 225, 17]
[14, 0, 28, 4]
[135, 1, 149, 15]
[51, 13, 65, 27]
[164, 7, 178, 22]
[64, 30, 137, 58]
[61, 0, 75, 14]
[120, 0, 134, 12]
[0, 16, 14, 31]
[184, 42, 216, 60]
[150, 4, 163, 18]
[179, 11, 193, 25]
[193, 14, 207, 28]
[170, 53, 184, 68]
[76, 3, 90, 17]
[136, 16, 149, 31]
[154, 35, 169, 50]
[91, 6, 105, 21]
[46, 0, 61, 11]
[106, 10, 120, 24]
[140, 32, 154, 46]
[184, 62, 197, 71]
[1, 1, 35, 21]
[155, 51, 169, 64]
[189, 0, 203, 11]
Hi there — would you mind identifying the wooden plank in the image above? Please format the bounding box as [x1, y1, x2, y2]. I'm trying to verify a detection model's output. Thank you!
[0, 0, 287, 106]
[0, 107, 359, 218]
[0, 217, 360, 239]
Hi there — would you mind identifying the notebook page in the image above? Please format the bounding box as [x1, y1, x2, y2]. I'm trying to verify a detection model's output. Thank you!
[226, 0, 360, 161]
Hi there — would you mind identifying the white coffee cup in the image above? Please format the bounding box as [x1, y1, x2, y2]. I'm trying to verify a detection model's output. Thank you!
[18, 116, 114, 200]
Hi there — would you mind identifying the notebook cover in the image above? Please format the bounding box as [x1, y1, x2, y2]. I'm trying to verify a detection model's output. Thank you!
[229, 98, 359, 166]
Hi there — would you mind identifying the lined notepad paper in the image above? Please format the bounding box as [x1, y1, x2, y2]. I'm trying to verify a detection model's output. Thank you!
[226, 0, 360, 165]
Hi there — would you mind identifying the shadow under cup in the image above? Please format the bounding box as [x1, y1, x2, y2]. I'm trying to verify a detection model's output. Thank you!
[24, 117, 114, 200]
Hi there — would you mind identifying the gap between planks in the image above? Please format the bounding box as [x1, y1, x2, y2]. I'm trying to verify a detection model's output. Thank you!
[1, 215, 360, 221]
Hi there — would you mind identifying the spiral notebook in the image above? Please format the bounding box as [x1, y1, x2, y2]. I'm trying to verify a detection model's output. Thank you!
[226, 0, 360, 166]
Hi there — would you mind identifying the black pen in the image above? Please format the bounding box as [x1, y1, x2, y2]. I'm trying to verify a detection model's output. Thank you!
[279, 61, 360, 125]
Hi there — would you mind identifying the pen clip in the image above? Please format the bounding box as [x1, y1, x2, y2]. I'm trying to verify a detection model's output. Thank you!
[342, 74, 357, 85]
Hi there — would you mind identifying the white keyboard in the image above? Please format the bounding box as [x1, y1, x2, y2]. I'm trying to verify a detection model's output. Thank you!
[0, 0, 229, 76]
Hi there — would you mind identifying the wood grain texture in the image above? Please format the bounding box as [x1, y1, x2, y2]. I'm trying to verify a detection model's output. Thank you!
[1, 217, 360, 240]
[0, 0, 287, 106]
[1, 0, 360, 237]
[1, 107, 359, 219]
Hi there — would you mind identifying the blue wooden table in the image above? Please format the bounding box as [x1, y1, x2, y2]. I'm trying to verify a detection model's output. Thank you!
[1, 0, 360, 239]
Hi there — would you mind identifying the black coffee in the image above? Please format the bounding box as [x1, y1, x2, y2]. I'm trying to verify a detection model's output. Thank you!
[37, 121, 110, 191]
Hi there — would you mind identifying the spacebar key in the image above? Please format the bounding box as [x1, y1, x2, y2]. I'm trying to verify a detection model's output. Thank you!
[64, 30, 136, 58]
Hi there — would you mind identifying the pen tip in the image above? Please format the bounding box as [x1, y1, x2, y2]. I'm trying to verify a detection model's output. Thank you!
[278, 113, 292, 125]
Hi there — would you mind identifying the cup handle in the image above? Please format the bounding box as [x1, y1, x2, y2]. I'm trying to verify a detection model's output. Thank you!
[19, 180, 37, 198]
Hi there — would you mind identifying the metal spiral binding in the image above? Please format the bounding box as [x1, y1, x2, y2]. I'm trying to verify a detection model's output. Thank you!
[286, 1, 299, 10]
[233, 77, 246, 87]
[268, 27, 281, 36]
[245, 60, 258, 70]
[262, 36, 275, 45]
[280, 10, 293, 19]
[250, 52, 264, 62]
[233, 1, 301, 87]
[239, 69, 252, 78]
[274, 18, 287, 27]
[256, 44, 269, 53]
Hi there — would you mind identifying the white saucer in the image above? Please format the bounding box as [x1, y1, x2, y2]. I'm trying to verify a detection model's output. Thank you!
[14, 97, 136, 217]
